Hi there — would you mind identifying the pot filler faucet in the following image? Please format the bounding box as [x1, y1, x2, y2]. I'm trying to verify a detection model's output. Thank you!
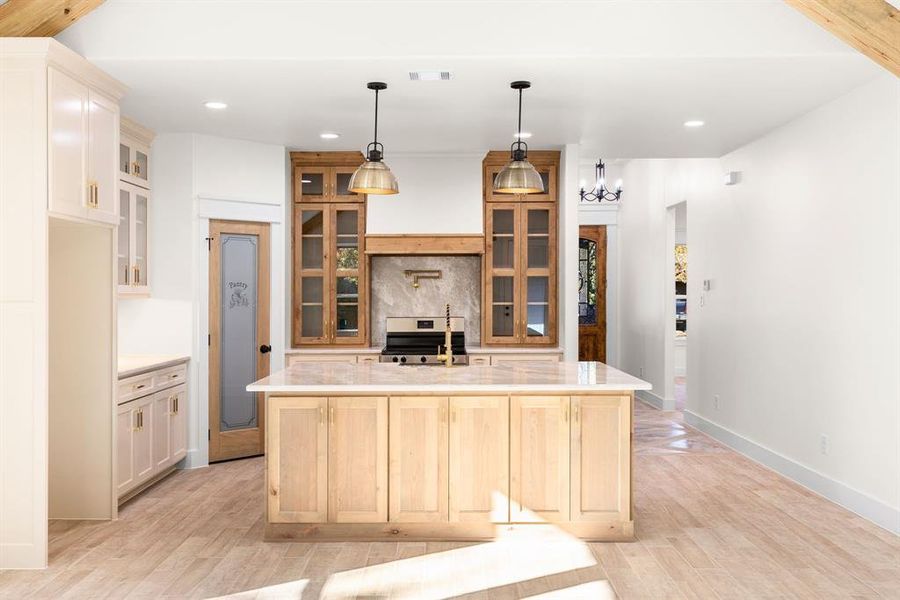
[436, 304, 453, 368]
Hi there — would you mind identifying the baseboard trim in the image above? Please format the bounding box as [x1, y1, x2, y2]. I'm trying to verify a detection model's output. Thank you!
[684, 410, 900, 535]
[636, 389, 674, 411]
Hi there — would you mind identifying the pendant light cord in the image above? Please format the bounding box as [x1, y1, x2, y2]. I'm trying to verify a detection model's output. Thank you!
[517, 87, 523, 139]
[373, 88, 379, 146]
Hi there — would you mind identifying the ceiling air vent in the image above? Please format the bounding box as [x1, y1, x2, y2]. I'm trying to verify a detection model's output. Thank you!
[409, 71, 453, 81]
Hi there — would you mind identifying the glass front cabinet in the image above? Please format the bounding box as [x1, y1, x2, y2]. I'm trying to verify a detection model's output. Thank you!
[484, 202, 557, 345]
[118, 182, 150, 295]
[294, 203, 366, 346]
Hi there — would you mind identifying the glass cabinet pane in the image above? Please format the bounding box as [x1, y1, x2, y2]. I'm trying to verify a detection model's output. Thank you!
[492, 305, 515, 337]
[134, 194, 148, 286]
[492, 276, 514, 303]
[335, 276, 359, 337]
[300, 276, 324, 338]
[335, 209, 359, 270]
[134, 149, 148, 181]
[300, 210, 324, 269]
[119, 143, 130, 174]
[491, 209, 516, 269]
[333, 169, 360, 199]
[526, 209, 550, 268]
[299, 171, 325, 199]
[526, 276, 550, 337]
[118, 189, 130, 285]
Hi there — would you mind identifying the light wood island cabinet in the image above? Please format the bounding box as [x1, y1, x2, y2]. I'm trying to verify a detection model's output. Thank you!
[254, 361, 649, 542]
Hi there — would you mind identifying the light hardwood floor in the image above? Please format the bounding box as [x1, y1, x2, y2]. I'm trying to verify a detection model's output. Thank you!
[2, 401, 898, 599]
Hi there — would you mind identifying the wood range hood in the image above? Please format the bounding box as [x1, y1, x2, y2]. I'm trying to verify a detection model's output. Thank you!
[364, 234, 485, 255]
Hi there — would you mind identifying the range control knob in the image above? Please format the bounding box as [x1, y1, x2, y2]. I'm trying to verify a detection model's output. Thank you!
[400, 356, 407, 363]
[420, 356, 428, 363]
[391, 356, 399, 363]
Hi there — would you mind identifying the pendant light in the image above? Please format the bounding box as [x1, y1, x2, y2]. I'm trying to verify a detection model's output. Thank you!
[493, 80, 544, 195]
[349, 82, 399, 195]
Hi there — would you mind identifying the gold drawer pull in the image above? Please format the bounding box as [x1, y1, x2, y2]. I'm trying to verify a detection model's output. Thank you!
[134, 383, 146, 391]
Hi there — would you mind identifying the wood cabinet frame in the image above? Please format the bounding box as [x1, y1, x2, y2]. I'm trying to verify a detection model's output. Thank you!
[291, 153, 368, 347]
[293, 203, 367, 346]
[483, 201, 558, 346]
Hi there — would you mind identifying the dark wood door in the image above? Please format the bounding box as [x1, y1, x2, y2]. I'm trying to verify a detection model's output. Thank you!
[578, 226, 607, 362]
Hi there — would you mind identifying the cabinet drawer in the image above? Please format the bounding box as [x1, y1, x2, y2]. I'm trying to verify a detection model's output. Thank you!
[118, 373, 153, 403]
[287, 354, 358, 366]
[469, 356, 490, 366]
[153, 364, 187, 389]
[490, 354, 561, 366]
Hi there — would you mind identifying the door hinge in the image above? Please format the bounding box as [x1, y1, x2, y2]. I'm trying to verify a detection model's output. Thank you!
[208, 333, 211, 346]
[208, 429, 210, 441]
[205, 236, 214, 250]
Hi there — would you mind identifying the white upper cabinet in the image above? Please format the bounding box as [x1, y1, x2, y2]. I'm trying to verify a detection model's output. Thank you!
[119, 120, 152, 189]
[118, 118, 154, 296]
[48, 65, 120, 225]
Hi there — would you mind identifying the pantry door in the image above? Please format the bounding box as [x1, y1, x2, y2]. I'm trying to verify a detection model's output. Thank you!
[209, 220, 271, 462]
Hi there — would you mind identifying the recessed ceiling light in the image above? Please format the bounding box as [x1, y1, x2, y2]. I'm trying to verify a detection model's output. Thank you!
[514, 132, 532, 139]
[684, 120, 705, 128]
[320, 132, 340, 140]
[204, 101, 228, 110]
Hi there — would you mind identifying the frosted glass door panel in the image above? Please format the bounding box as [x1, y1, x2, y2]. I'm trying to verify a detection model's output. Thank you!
[219, 233, 259, 432]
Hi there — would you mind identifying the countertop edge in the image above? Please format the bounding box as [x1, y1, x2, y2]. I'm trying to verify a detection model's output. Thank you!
[118, 356, 191, 379]
[284, 347, 565, 355]
[248, 384, 652, 393]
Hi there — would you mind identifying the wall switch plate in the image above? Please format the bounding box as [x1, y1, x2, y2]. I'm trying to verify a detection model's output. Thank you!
[724, 171, 741, 185]
[703, 279, 712, 291]
[713, 394, 720, 410]
[820, 434, 829, 456]
[639, 366, 644, 377]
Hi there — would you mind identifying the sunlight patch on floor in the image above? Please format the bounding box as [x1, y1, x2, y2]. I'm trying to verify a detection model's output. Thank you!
[320, 525, 598, 599]
[211, 579, 308, 599]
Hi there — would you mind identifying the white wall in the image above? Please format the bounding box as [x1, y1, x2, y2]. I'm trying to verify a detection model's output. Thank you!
[119, 133, 287, 468]
[365, 154, 483, 234]
[618, 75, 900, 532]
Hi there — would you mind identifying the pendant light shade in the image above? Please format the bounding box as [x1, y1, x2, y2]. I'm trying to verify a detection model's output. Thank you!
[493, 81, 544, 195]
[349, 82, 399, 195]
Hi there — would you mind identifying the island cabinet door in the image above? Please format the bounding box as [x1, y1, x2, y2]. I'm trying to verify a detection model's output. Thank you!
[389, 397, 449, 522]
[328, 397, 388, 522]
[267, 397, 328, 523]
[449, 396, 509, 522]
[510, 396, 570, 522]
[570, 396, 632, 522]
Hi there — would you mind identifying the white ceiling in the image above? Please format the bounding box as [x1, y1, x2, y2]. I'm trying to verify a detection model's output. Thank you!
[57, 0, 884, 157]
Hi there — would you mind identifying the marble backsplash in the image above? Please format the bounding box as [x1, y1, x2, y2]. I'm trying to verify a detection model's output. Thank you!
[370, 256, 481, 347]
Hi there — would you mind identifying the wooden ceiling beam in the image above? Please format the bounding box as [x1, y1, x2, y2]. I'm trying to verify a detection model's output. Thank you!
[785, 0, 900, 77]
[0, 0, 105, 37]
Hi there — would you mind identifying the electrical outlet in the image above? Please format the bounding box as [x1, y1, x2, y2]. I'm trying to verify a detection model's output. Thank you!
[820, 434, 829, 456]
[713, 394, 720, 410]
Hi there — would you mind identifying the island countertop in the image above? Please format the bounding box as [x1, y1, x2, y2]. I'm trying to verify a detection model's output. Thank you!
[247, 360, 651, 394]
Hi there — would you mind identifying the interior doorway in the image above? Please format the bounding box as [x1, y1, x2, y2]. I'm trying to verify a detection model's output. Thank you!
[577, 226, 607, 362]
[208, 220, 271, 462]
[671, 203, 688, 410]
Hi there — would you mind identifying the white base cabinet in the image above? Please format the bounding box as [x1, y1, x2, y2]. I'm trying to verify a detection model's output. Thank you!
[117, 360, 189, 501]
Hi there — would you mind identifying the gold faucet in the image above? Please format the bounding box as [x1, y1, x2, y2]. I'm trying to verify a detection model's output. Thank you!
[436, 303, 453, 367]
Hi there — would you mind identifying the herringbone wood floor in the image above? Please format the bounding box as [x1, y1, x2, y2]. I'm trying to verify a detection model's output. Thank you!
[1, 401, 898, 599]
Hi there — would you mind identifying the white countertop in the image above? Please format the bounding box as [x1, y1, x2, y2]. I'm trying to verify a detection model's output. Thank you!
[284, 346, 563, 355]
[247, 361, 651, 394]
[118, 354, 190, 379]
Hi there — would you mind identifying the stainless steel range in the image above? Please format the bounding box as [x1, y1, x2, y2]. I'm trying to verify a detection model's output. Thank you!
[380, 316, 468, 365]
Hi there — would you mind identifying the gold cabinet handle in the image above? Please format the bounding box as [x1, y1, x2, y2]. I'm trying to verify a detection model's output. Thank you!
[132, 161, 141, 176]
[330, 406, 334, 425]
[574, 404, 579, 423]
[564, 405, 569, 423]
[319, 406, 325, 424]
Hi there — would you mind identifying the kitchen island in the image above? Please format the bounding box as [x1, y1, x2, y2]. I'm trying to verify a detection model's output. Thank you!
[248, 360, 651, 542]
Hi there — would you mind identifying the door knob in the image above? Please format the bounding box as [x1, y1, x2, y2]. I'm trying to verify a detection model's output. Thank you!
[259, 344, 272, 354]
